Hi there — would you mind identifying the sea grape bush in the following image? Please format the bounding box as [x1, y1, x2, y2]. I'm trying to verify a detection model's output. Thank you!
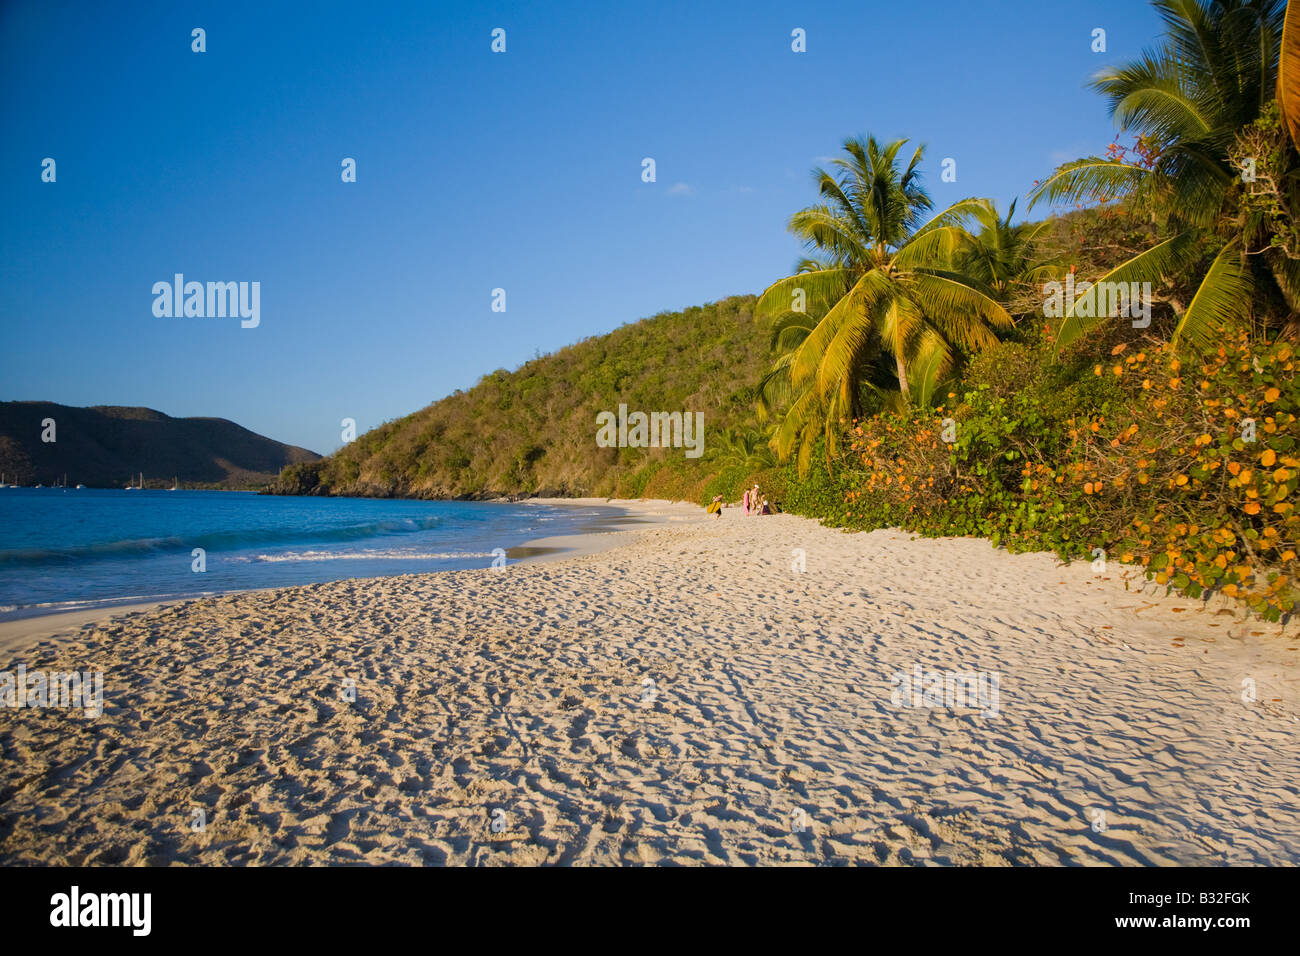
[1095, 334, 1298, 619]
[782, 336, 1296, 619]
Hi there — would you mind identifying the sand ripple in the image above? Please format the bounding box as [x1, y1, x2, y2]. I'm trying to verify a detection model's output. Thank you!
[1, 509, 1297, 865]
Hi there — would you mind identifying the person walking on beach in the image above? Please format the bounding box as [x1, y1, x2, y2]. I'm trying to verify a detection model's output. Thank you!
[742, 487, 752, 515]
[707, 495, 724, 518]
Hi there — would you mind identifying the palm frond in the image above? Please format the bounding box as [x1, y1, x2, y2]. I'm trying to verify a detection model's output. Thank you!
[755, 268, 854, 321]
[1027, 158, 1151, 211]
[1174, 236, 1253, 348]
[1052, 231, 1200, 350]
[907, 330, 954, 410]
[1279, 0, 1300, 142]
[799, 269, 894, 395]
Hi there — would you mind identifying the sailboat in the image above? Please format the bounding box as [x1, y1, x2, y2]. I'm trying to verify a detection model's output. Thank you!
[0, 473, 10, 489]
[125, 472, 143, 490]
[171, 476, 179, 491]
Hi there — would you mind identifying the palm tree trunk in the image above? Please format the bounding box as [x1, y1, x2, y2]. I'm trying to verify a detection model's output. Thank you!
[895, 353, 910, 402]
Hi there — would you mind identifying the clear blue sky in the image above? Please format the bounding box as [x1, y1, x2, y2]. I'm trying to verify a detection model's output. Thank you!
[0, 0, 1163, 454]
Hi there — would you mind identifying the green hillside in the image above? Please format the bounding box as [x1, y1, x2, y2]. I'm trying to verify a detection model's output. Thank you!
[267, 205, 1162, 505]
[271, 295, 772, 499]
[268, 0, 1300, 619]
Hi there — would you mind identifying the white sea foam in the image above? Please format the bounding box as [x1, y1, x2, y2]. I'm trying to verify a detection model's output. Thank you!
[232, 550, 496, 564]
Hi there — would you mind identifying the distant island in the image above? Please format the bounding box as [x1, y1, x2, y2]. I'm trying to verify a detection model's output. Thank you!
[0, 402, 320, 489]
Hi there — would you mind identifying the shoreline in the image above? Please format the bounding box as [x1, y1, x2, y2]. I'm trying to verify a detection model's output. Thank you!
[0, 498, 703, 652]
[508, 497, 702, 563]
[2, 502, 1297, 865]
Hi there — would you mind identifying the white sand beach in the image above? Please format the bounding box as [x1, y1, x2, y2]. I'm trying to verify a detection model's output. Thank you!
[0, 500, 1296, 866]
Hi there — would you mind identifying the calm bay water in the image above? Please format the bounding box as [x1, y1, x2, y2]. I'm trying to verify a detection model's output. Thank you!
[0, 488, 609, 618]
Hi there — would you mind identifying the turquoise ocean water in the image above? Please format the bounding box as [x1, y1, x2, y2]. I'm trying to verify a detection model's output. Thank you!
[0, 488, 612, 618]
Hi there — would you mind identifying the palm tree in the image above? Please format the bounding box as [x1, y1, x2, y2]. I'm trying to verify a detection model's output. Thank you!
[1028, 0, 1288, 349]
[954, 199, 1064, 310]
[755, 136, 1012, 471]
[715, 427, 777, 471]
[756, 257, 905, 472]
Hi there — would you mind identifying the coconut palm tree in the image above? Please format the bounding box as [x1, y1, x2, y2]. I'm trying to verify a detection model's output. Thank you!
[715, 427, 777, 470]
[754, 136, 1012, 471]
[1028, 0, 1288, 349]
[954, 198, 1064, 310]
[755, 257, 907, 472]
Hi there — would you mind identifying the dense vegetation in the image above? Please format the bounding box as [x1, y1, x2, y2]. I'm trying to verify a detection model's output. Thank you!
[751, 0, 1299, 620]
[278, 0, 1298, 618]
[0, 402, 320, 489]
[271, 297, 775, 499]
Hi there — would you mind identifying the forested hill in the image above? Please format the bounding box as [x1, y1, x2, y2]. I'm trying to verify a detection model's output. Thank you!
[0, 402, 321, 489]
[270, 295, 771, 499]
